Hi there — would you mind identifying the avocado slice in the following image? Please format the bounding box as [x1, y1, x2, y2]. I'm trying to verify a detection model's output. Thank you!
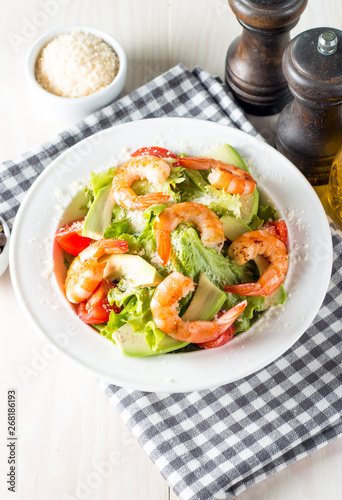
[99, 254, 163, 287]
[82, 184, 115, 239]
[182, 272, 226, 321]
[221, 215, 286, 309]
[112, 324, 188, 357]
[239, 190, 259, 224]
[204, 143, 247, 171]
[221, 215, 250, 242]
[204, 144, 259, 223]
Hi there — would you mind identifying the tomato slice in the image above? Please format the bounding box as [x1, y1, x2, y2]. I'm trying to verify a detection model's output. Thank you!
[261, 220, 288, 247]
[197, 324, 236, 349]
[55, 218, 93, 256]
[131, 146, 178, 160]
[77, 280, 120, 324]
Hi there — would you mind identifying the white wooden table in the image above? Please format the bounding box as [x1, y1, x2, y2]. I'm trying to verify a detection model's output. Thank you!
[1, 1, 341, 499]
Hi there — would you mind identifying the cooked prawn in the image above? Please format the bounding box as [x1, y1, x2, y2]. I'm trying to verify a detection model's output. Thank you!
[226, 230, 288, 296]
[178, 157, 257, 195]
[65, 239, 129, 303]
[111, 156, 171, 209]
[150, 272, 247, 343]
[154, 202, 225, 266]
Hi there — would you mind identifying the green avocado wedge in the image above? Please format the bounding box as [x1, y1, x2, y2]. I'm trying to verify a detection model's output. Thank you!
[82, 183, 115, 239]
[221, 215, 286, 309]
[204, 143, 247, 170]
[99, 254, 163, 287]
[221, 215, 250, 242]
[182, 272, 226, 321]
[203, 143, 259, 223]
[113, 324, 188, 357]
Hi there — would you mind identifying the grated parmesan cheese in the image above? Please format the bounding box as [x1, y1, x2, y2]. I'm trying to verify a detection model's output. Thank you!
[35, 30, 120, 98]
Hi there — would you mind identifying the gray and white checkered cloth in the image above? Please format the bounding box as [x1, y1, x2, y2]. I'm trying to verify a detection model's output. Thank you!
[0, 64, 260, 228]
[2, 64, 342, 500]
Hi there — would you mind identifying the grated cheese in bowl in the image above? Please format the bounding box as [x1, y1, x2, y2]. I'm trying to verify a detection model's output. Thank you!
[35, 30, 120, 98]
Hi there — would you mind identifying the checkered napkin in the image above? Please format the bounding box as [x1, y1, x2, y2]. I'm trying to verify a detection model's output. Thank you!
[100, 226, 342, 500]
[0, 64, 260, 227]
[2, 64, 341, 500]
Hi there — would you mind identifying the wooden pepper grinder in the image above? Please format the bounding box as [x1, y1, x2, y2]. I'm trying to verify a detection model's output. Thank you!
[225, 0, 308, 116]
[275, 28, 342, 185]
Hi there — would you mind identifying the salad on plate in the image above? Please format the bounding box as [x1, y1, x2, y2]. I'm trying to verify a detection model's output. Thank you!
[55, 144, 289, 357]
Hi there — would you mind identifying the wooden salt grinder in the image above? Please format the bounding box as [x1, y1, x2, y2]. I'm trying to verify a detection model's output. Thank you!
[275, 28, 342, 185]
[225, 0, 308, 115]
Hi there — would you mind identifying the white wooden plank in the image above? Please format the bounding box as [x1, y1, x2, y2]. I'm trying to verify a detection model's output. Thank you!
[169, 0, 239, 80]
[0, 268, 169, 500]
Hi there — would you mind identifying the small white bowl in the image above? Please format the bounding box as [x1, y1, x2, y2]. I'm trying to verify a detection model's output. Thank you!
[0, 217, 10, 277]
[26, 26, 127, 122]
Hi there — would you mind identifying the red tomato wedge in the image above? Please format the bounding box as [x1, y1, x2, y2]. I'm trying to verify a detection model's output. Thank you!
[55, 218, 93, 256]
[197, 324, 236, 349]
[77, 280, 121, 324]
[131, 146, 178, 160]
[261, 220, 288, 247]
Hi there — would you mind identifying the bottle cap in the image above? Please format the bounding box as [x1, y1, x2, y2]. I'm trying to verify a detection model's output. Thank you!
[317, 31, 338, 55]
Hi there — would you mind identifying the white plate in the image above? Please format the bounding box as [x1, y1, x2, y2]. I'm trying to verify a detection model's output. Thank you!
[10, 118, 332, 393]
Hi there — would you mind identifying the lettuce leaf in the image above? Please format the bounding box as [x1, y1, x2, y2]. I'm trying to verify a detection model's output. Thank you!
[84, 167, 118, 210]
[102, 203, 167, 271]
[90, 167, 117, 197]
[171, 227, 253, 287]
[180, 170, 241, 218]
[258, 204, 277, 222]
[100, 285, 166, 352]
[103, 219, 130, 238]
[170, 227, 265, 331]
[249, 203, 278, 230]
[222, 293, 265, 333]
[132, 166, 185, 203]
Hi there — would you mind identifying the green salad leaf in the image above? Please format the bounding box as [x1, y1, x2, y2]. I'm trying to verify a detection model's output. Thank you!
[223, 294, 265, 333]
[103, 219, 130, 238]
[90, 167, 117, 197]
[132, 165, 185, 203]
[170, 227, 253, 287]
[249, 203, 278, 230]
[179, 170, 241, 218]
[168, 226, 265, 329]
[99, 285, 167, 351]
[258, 204, 277, 222]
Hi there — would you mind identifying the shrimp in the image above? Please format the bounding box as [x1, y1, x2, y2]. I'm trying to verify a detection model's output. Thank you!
[111, 156, 171, 209]
[154, 202, 225, 266]
[65, 239, 129, 303]
[226, 230, 288, 296]
[178, 157, 257, 195]
[150, 272, 247, 343]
